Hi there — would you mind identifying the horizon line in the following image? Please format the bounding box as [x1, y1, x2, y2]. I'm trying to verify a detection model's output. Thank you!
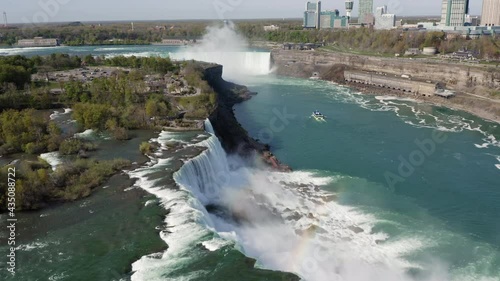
[5, 15, 454, 26]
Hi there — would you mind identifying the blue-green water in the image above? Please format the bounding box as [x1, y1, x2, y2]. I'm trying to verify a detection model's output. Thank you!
[0, 45, 180, 58]
[1, 45, 499, 281]
[234, 76, 500, 280]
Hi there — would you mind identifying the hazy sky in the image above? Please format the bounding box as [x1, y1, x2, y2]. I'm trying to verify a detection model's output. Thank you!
[3, 0, 484, 24]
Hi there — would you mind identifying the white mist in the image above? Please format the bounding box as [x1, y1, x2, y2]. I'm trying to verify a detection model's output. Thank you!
[169, 22, 271, 80]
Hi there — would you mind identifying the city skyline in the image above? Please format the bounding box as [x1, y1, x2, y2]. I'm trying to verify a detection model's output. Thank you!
[2, 0, 484, 24]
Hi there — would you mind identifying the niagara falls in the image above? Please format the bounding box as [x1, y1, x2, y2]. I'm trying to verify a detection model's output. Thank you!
[1, 2, 500, 281]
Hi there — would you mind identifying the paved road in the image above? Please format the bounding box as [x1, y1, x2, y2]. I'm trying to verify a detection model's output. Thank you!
[463, 92, 500, 104]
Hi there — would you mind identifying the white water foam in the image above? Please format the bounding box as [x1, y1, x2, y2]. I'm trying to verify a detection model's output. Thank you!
[50, 108, 73, 120]
[152, 130, 189, 145]
[48, 273, 68, 281]
[166, 120, 429, 280]
[104, 52, 164, 59]
[130, 119, 494, 281]
[315, 81, 500, 149]
[144, 199, 156, 207]
[201, 238, 231, 252]
[40, 152, 62, 171]
[375, 95, 421, 103]
[16, 241, 50, 252]
[74, 129, 94, 139]
[0, 46, 63, 56]
[94, 47, 127, 52]
[128, 154, 217, 280]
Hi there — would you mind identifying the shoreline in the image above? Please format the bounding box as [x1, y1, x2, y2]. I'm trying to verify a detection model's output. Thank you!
[344, 81, 500, 124]
[269, 48, 500, 124]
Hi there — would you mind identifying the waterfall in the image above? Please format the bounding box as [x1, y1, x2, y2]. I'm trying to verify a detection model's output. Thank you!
[203, 119, 215, 135]
[170, 51, 271, 77]
[173, 119, 230, 205]
[133, 119, 417, 281]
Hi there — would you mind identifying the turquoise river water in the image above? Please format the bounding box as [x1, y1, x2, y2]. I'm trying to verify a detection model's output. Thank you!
[0, 44, 499, 281]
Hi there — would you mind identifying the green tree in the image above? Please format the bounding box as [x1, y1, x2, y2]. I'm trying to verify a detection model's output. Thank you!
[72, 103, 111, 130]
[0, 64, 31, 90]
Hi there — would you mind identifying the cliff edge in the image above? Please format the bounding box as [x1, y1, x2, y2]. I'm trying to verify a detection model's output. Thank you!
[271, 49, 500, 123]
[203, 65, 291, 171]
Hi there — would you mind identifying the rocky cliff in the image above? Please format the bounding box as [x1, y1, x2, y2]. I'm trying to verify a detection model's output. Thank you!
[203, 65, 291, 171]
[272, 49, 500, 93]
[271, 49, 500, 122]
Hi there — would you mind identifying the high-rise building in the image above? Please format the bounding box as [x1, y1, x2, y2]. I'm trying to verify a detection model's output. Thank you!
[358, 0, 373, 24]
[303, 1, 322, 29]
[481, 0, 500, 26]
[440, 0, 470, 27]
[345, 0, 354, 19]
[374, 6, 396, 30]
[320, 10, 348, 29]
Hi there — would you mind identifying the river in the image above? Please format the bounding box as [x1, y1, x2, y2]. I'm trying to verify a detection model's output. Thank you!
[0, 43, 499, 281]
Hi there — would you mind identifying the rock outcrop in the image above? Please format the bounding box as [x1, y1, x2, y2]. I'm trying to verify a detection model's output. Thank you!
[203, 65, 291, 171]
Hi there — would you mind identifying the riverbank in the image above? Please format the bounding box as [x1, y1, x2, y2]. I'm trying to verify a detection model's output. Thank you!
[345, 81, 500, 124]
[271, 48, 500, 123]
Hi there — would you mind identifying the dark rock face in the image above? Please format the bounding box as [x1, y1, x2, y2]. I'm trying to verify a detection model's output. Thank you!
[322, 64, 350, 83]
[203, 65, 291, 172]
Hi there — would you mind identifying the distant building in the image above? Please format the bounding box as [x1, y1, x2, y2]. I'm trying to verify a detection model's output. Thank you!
[304, 1, 322, 29]
[411, 21, 500, 38]
[358, 0, 374, 24]
[405, 48, 421, 56]
[465, 15, 479, 26]
[320, 10, 348, 29]
[418, 22, 438, 29]
[374, 6, 396, 29]
[481, 0, 500, 26]
[17, 37, 58, 47]
[440, 49, 479, 61]
[345, 0, 354, 19]
[440, 0, 470, 26]
[263, 25, 280, 31]
[402, 23, 420, 30]
[3, 12, 7, 28]
[153, 39, 196, 46]
[422, 47, 438, 55]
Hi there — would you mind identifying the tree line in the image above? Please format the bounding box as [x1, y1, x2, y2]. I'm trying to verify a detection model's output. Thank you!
[0, 22, 208, 46]
[238, 24, 500, 60]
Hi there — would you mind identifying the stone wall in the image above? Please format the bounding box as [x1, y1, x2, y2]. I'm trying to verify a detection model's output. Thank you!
[271, 49, 500, 97]
[344, 71, 437, 96]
